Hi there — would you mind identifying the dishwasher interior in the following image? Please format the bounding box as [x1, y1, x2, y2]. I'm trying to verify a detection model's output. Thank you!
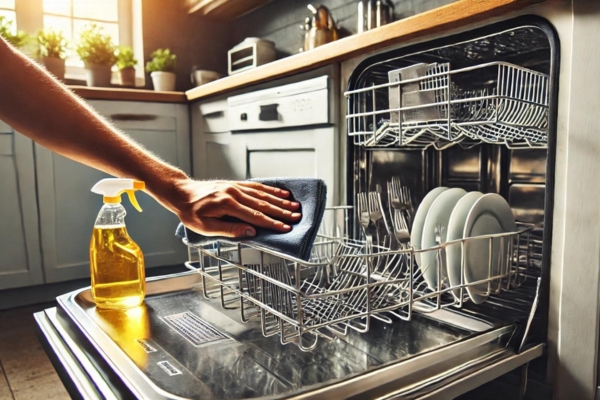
[36, 17, 557, 400]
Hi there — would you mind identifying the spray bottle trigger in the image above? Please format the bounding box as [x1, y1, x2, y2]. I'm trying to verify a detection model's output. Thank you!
[126, 190, 143, 212]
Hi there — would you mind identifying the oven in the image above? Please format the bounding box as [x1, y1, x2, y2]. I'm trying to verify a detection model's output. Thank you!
[34, 2, 600, 399]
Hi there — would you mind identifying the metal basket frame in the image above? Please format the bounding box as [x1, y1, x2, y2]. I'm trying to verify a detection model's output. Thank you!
[184, 207, 536, 351]
[345, 61, 550, 150]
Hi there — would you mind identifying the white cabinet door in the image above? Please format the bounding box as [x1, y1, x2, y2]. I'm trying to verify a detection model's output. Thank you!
[36, 101, 191, 283]
[0, 120, 43, 290]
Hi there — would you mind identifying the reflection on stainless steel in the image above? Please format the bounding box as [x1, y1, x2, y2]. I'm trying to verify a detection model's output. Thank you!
[41, 271, 541, 399]
[508, 184, 545, 227]
[509, 148, 547, 183]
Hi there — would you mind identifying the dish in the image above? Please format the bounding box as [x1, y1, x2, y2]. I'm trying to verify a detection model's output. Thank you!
[445, 191, 484, 297]
[420, 188, 467, 290]
[411, 187, 448, 268]
[463, 193, 516, 304]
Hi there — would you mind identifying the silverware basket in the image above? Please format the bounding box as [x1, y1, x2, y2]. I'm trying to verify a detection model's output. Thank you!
[184, 207, 538, 351]
[345, 61, 549, 149]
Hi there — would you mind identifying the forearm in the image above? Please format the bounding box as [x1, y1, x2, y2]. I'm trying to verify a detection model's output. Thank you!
[0, 38, 187, 206]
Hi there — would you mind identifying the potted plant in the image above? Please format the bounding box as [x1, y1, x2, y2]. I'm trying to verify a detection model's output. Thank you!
[36, 28, 68, 81]
[145, 48, 177, 91]
[76, 24, 116, 87]
[0, 16, 29, 49]
[116, 46, 137, 87]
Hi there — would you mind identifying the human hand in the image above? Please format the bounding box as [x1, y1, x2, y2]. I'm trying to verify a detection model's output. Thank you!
[157, 179, 301, 238]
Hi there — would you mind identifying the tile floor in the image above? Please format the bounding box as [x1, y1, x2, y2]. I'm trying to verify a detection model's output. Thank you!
[0, 303, 69, 400]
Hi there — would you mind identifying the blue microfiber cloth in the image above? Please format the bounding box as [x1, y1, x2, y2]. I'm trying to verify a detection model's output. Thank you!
[175, 178, 327, 261]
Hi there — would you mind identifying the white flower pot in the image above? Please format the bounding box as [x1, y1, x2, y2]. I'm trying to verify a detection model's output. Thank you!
[150, 71, 176, 91]
[85, 63, 112, 87]
[42, 57, 66, 82]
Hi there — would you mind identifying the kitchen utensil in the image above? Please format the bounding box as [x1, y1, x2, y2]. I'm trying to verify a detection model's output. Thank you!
[411, 187, 448, 268]
[358, 0, 393, 33]
[190, 67, 221, 87]
[420, 188, 466, 291]
[463, 194, 516, 304]
[445, 191, 484, 297]
[305, 4, 339, 50]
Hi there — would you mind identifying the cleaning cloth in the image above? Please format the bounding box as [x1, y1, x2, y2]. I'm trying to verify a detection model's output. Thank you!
[175, 178, 327, 261]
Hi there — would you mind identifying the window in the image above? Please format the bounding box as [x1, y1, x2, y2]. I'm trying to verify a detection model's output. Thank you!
[43, 0, 120, 67]
[0, 0, 16, 31]
[10, 0, 142, 84]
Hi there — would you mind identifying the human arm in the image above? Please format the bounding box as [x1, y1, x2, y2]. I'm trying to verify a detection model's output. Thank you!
[0, 37, 300, 237]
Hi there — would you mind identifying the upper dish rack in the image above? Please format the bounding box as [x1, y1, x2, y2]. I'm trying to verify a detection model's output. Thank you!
[345, 61, 550, 150]
[184, 207, 539, 352]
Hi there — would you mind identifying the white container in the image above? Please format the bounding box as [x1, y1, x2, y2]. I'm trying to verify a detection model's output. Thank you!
[228, 37, 276, 75]
[150, 71, 176, 91]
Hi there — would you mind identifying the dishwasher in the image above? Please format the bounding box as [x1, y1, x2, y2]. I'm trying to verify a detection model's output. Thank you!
[34, 17, 556, 400]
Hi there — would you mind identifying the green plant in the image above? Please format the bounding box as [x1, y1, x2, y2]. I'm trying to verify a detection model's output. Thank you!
[75, 24, 116, 67]
[0, 16, 29, 49]
[116, 46, 137, 70]
[37, 28, 68, 59]
[145, 48, 176, 73]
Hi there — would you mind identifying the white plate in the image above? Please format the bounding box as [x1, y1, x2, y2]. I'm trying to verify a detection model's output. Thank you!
[445, 191, 483, 297]
[463, 194, 516, 304]
[411, 187, 448, 268]
[420, 188, 467, 290]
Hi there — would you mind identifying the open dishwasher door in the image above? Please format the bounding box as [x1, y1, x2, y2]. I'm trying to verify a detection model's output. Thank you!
[35, 16, 556, 400]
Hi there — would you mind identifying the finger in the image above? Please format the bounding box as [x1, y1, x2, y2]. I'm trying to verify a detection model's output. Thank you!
[236, 186, 301, 213]
[225, 203, 293, 233]
[236, 191, 301, 222]
[197, 218, 257, 238]
[237, 181, 291, 199]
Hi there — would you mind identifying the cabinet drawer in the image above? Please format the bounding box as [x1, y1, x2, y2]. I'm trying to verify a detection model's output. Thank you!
[199, 100, 229, 133]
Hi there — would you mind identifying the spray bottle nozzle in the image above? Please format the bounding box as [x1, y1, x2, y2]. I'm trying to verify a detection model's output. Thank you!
[91, 179, 145, 212]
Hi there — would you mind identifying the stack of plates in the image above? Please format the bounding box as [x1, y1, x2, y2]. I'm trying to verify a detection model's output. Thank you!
[411, 188, 516, 304]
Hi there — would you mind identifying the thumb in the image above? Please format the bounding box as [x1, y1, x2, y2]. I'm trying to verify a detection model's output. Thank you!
[202, 219, 256, 239]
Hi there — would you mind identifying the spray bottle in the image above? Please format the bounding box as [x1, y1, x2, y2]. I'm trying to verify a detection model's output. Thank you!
[90, 178, 146, 309]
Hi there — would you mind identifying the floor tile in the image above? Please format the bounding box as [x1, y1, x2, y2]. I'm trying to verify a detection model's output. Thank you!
[0, 304, 68, 400]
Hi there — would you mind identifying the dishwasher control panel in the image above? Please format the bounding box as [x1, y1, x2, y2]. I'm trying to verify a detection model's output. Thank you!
[227, 75, 330, 131]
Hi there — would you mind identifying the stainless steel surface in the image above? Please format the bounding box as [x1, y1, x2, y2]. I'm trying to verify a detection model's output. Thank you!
[43, 270, 544, 399]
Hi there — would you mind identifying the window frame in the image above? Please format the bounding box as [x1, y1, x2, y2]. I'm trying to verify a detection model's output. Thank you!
[13, 0, 144, 85]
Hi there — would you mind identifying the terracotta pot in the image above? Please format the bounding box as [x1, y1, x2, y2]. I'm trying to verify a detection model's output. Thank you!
[119, 67, 136, 87]
[150, 71, 176, 91]
[42, 57, 66, 82]
[85, 63, 112, 87]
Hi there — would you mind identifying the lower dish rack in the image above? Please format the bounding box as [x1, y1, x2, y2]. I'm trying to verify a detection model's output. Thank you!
[184, 207, 538, 351]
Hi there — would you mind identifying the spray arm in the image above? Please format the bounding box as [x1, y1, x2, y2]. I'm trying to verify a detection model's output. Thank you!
[91, 178, 145, 212]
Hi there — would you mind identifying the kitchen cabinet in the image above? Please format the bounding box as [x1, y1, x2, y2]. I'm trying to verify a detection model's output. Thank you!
[35, 101, 191, 283]
[0, 120, 44, 291]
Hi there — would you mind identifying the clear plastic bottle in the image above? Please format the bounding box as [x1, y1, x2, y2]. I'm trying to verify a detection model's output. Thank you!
[89, 179, 145, 309]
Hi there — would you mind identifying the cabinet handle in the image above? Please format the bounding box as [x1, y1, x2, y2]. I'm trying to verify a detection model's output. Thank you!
[203, 110, 224, 119]
[259, 104, 279, 121]
[110, 114, 157, 121]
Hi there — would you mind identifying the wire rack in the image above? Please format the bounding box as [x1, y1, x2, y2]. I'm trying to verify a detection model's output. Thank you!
[184, 207, 538, 351]
[345, 62, 550, 150]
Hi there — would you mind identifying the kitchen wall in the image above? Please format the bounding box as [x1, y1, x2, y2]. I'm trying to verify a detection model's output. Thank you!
[232, 0, 458, 58]
[141, 0, 231, 91]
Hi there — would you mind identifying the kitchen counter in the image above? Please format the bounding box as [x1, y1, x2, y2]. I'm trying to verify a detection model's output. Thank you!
[69, 86, 187, 103]
[185, 0, 542, 102]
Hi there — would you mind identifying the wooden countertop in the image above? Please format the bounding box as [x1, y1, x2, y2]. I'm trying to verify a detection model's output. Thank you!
[69, 86, 187, 103]
[186, 0, 542, 102]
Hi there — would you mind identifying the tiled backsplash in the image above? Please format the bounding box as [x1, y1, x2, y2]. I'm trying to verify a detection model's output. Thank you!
[231, 0, 458, 57]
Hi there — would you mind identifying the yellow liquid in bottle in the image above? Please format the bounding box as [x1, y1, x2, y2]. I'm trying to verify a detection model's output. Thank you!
[90, 225, 145, 309]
